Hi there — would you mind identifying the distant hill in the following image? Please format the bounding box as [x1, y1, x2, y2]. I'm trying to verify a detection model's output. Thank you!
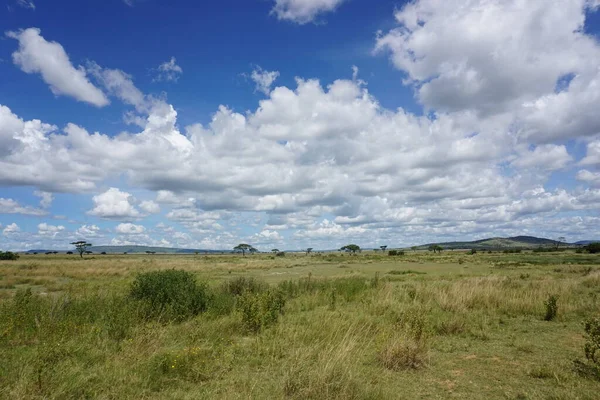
[574, 240, 600, 245]
[412, 236, 582, 250]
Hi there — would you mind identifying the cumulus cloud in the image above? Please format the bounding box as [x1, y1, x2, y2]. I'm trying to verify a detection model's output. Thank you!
[6, 28, 109, 107]
[154, 57, 183, 82]
[34, 191, 53, 208]
[0, 197, 47, 216]
[250, 66, 280, 95]
[140, 200, 160, 214]
[271, 0, 346, 24]
[375, 0, 600, 143]
[115, 223, 146, 234]
[2, 223, 20, 236]
[37, 223, 66, 238]
[75, 224, 102, 238]
[87, 188, 140, 220]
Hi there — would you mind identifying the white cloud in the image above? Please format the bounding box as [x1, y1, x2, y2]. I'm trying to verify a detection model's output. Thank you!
[3, 223, 20, 236]
[87, 188, 140, 220]
[115, 223, 146, 234]
[375, 0, 600, 143]
[576, 170, 600, 187]
[75, 224, 102, 238]
[34, 190, 53, 208]
[6, 28, 109, 107]
[271, 0, 346, 24]
[16, 0, 35, 10]
[511, 145, 572, 171]
[140, 200, 160, 214]
[250, 66, 280, 95]
[0, 197, 47, 216]
[37, 222, 65, 237]
[154, 57, 183, 82]
[580, 140, 600, 166]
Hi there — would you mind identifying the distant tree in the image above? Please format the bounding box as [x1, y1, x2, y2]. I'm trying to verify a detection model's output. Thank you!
[85, 251, 93, 255]
[101, 252, 107, 255]
[341, 244, 360, 254]
[234, 243, 256, 257]
[71, 241, 93, 259]
[0, 251, 19, 260]
[66, 251, 73, 255]
[411, 246, 417, 252]
[271, 249, 279, 253]
[380, 245, 387, 252]
[556, 236, 566, 249]
[306, 247, 313, 256]
[585, 243, 600, 254]
[249, 247, 258, 255]
[428, 244, 443, 254]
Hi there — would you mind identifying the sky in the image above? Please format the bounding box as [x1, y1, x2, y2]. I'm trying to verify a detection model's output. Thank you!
[1, 0, 600, 252]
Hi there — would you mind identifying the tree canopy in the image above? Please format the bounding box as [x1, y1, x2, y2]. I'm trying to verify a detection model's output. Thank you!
[234, 243, 256, 256]
[70, 241, 92, 258]
[340, 244, 360, 254]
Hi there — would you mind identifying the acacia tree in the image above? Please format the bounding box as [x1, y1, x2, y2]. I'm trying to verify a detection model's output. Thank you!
[234, 243, 256, 257]
[380, 245, 387, 252]
[341, 244, 360, 254]
[556, 236, 566, 249]
[271, 249, 279, 253]
[428, 244, 443, 254]
[306, 247, 313, 256]
[71, 241, 92, 258]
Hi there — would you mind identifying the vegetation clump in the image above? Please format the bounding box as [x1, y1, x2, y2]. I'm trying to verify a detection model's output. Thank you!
[544, 295, 559, 321]
[0, 251, 19, 260]
[129, 269, 208, 322]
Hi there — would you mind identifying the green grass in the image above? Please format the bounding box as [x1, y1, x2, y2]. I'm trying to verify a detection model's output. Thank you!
[0, 251, 599, 399]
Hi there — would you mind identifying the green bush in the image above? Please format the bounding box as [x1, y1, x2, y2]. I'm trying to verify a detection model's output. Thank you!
[584, 316, 600, 365]
[389, 250, 404, 256]
[0, 251, 19, 260]
[544, 295, 559, 321]
[468, 249, 477, 255]
[238, 288, 285, 332]
[221, 276, 268, 297]
[129, 269, 208, 322]
[585, 243, 600, 254]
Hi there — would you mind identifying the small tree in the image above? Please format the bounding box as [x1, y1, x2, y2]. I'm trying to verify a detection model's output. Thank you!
[271, 249, 279, 253]
[341, 244, 360, 254]
[380, 245, 388, 252]
[556, 236, 566, 249]
[70, 241, 92, 258]
[234, 243, 256, 257]
[428, 244, 443, 254]
[306, 247, 313, 256]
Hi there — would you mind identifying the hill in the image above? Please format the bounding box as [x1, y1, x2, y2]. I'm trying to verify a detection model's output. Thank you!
[412, 236, 572, 250]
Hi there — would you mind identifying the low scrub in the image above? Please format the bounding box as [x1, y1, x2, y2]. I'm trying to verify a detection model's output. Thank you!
[0, 251, 19, 260]
[379, 335, 428, 370]
[388, 250, 405, 256]
[129, 269, 208, 322]
[544, 295, 559, 321]
[238, 288, 285, 332]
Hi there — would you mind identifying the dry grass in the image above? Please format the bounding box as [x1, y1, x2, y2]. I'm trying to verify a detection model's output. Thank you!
[1, 250, 599, 399]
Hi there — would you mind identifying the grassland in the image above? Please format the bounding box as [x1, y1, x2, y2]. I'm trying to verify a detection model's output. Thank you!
[1, 250, 599, 399]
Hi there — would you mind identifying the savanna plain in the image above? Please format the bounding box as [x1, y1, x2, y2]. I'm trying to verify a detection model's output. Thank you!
[1, 250, 599, 399]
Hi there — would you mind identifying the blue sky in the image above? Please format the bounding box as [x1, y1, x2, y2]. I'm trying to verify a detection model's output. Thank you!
[1, 0, 600, 251]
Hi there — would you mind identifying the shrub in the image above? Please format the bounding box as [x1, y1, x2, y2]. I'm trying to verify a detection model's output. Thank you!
[469, 249, 477, 255]
[584, 316, 600, 365]
[544, 295, 559, 321]
[585, 243, 600, 254]
[276, 251, 286, 257]
[388, 250, 404, 256]
[129, 269, 208, 322]
[238, 288, 285, 332]
[221, 276, 268, 297]
[0, 251, 19, 260]
[379, 335, 428, 370]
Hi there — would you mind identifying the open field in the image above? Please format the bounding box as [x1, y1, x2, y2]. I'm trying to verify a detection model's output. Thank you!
[1, 251, 599, 399]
